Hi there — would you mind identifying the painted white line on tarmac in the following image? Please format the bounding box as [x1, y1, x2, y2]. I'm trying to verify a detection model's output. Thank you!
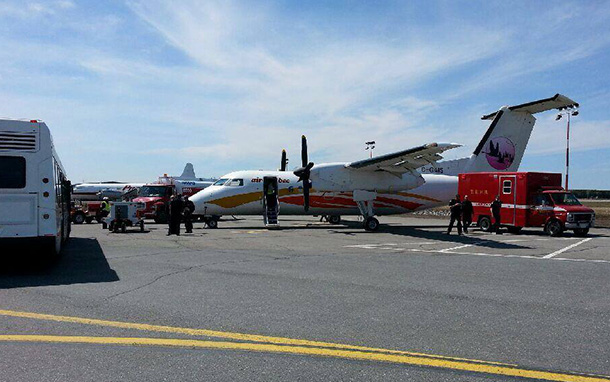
[406, 248, 610, 264]
[439, 244, 473, 252]
[543, 238, 593, 259]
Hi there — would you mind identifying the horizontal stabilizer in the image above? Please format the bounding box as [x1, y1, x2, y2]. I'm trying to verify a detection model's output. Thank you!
[481, 94, 579, 120]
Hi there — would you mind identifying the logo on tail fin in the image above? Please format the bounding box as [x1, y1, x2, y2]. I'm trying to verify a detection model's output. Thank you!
[483, 137, 515, 170]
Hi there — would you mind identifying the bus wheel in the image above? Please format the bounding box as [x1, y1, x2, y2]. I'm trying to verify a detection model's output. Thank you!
[478, 216, 492, 232]
[328, 215, 341, 224]
[574, 228, 589, 237]
[545, 219, 563, 237]
[73, 212, 85, 224]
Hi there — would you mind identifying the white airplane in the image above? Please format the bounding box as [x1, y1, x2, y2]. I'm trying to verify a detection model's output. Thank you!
[72, 163, 206, 201]
[190, 94, 578, 231]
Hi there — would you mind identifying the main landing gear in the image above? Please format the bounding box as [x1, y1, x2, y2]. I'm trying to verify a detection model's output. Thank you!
[354, 190, 380, 232]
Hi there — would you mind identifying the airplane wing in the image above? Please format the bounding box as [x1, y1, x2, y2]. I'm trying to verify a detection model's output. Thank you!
[346, 143, 461, 174]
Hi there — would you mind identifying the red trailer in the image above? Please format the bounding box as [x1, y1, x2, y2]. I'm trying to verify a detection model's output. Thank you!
[458, 172, 595, 236]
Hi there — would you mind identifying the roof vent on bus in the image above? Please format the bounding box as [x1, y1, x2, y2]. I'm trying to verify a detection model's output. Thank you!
[0, 130, 38, 151]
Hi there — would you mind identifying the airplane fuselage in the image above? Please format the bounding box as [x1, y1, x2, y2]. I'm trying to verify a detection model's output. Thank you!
[191, 169, 457, 217]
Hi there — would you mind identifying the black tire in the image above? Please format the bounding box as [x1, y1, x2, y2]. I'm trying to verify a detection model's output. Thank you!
[507, 226, 522, 234]
[545, 219, 563, 237]
[479, 216, 492, 232]
[207, 219, 218, 229]
[154, 211, 168, 224]
[364, 217, 380, 231]
[573, 228, 589, 237]
[328, 215, 341, 224]
[73, 212, 85, 225]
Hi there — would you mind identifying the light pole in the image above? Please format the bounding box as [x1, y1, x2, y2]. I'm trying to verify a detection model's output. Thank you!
[365, 141, 376, 158]
[556, 107, 579, 190]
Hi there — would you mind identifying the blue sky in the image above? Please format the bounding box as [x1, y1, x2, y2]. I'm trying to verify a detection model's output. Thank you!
[1, 0, 609, 188]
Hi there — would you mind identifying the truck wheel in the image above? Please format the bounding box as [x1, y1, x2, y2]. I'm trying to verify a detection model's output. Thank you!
[363, 217, 379, 231]
[478, 216, 492, 232]
[507, 226, 522, 234]
[545, 220, 563, 237]
[574, 228, 589, 237]
[73, 212, 85, 225]
[328, 215, 341, 224]
[207, 219, 218, 229]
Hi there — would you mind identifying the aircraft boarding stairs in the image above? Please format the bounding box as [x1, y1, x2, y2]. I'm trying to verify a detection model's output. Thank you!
[263, 176, 280, 229]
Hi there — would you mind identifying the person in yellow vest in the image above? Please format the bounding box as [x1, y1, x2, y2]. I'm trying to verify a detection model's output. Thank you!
[99, 197, 111, 220]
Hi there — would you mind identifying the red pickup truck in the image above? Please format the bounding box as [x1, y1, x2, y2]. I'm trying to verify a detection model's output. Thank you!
[458, 172, 595, 236]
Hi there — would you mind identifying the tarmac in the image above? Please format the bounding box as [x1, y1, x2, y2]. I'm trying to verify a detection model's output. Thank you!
[1, 216, 610, 381]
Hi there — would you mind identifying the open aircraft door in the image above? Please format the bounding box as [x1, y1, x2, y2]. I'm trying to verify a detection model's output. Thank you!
[262, 177, 280, 229]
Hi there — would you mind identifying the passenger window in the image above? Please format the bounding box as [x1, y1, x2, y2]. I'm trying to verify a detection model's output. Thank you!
[226, 179, 244, 187]
[502, 180, 512, 194]
[534, 194, 551, 206]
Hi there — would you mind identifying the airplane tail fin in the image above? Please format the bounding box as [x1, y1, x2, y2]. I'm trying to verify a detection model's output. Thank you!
[178, 163, 196, 179]
[464, 94, 578, 173]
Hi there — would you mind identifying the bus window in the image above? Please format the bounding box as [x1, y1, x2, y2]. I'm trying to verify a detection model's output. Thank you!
[0, 156, 26, 188]
[226, 179, 244, 187]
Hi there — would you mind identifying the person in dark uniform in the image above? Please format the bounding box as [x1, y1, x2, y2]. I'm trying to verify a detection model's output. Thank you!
[461, 195, 473, 234]
[491, 195, 502, 235]
[446, 194, 462, 235]
[183, 196, 195, 234]
[167, 194, 184, 236]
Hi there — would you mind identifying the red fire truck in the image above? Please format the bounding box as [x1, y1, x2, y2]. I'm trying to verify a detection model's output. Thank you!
[132, 176, 213, 223]
[458, 172, 595, 236]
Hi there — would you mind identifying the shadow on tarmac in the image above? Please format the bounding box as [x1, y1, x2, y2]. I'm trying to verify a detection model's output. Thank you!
[0, 238, 119, 289]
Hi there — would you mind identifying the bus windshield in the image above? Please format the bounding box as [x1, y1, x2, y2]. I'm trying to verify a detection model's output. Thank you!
[550, 192, 581, 206]
[139, 186, 170, 197]
[0, 156, 26, 188]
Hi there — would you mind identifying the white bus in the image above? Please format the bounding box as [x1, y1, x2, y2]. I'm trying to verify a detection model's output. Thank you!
[0, 119, 71, 256]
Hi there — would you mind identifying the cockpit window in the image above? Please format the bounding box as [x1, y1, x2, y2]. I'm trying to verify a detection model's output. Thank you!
[213, 178, 229, 186]
[226, 179, 244, 187]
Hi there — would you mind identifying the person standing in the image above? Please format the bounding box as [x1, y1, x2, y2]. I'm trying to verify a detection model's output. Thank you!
[446, 194, 462, 235]
[491, 195, 502, 235]
[98, 197, 111, 221]
[167, 194, 184, 236]
[183, 196, 195, 234]
[461, 195, 473, 234]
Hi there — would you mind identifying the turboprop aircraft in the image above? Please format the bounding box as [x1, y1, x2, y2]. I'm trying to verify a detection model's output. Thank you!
[190, 94, 578, 231]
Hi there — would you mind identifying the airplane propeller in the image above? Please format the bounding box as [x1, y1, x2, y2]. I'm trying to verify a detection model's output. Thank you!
[280, 149, 287, 171]
[293, 135, 314, 211]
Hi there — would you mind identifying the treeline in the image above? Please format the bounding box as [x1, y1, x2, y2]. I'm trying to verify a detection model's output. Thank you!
[571, 189, 610, 199]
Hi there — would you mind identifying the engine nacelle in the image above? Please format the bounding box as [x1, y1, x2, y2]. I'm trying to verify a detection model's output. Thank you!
[311, 163, 425, 192]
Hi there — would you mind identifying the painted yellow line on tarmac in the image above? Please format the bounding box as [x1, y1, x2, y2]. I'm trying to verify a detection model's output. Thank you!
[0, 309, 511, 366]
[1, 335, 608, 382]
